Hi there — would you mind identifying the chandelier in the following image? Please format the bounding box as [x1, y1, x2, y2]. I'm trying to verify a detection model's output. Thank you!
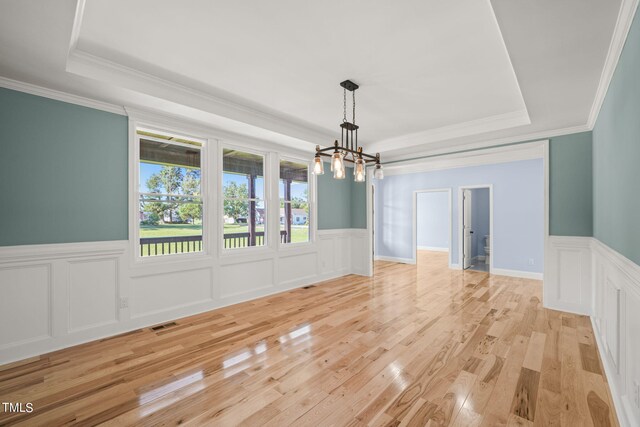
[313, 80, 383, 181]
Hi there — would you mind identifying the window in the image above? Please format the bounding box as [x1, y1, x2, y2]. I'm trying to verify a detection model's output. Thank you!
[279, 160, 310, 244]
[222, 148, 266, 249]
[137, 130, 204, 257]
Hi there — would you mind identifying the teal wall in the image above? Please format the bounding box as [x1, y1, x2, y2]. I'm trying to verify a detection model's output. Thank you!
[350, 178, 367, 229]
[316, 164, 367, 229]
[593, 7, 640, 264]
[549, 132, 593, 236]
[0, 88, 128, 246]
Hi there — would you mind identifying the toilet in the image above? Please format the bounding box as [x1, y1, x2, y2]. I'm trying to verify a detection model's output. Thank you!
[484, 235, 491, 266]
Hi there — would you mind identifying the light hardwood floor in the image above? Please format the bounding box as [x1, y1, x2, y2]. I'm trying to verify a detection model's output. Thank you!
[0, 251, 617, 426]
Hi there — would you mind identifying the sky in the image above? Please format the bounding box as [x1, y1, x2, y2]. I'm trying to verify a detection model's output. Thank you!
[140, 162, 307, 199]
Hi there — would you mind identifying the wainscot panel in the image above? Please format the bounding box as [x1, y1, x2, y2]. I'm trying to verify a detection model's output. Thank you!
[544, 236, 592, 315]
[131, 267, 214, 318]
[0, 264, 51, 350]
[68, 258, 119, 332]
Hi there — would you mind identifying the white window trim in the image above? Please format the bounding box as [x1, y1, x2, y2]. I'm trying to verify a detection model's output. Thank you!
[127, 110, 324, 269]
[129, 121, 212, 266]
[278, 154, 316, 250]
[219, 142, 272, 256]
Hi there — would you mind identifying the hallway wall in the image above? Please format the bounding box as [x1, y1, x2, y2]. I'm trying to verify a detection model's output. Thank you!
[416, 191, 449, 251]
[375, 158, 543, 275]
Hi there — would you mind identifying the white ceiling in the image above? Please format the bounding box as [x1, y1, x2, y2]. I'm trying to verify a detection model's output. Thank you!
[0, 0, 627, 160]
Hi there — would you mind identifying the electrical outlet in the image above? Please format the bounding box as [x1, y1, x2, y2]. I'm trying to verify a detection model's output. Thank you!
[634, 380, 640, 409]
[528, 258, 535, 266]
[119, 297, 129, 309]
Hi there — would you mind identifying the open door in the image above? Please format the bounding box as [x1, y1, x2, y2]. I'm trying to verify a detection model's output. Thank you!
[463, 189, 473, 269]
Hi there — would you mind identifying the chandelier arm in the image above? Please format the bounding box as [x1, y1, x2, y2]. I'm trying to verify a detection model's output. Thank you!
[317, 146, 377, 161]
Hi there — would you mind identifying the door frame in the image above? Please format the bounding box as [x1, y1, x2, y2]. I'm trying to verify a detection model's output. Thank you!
[458, 184, 493, 273]
[412, 188, 453, 267]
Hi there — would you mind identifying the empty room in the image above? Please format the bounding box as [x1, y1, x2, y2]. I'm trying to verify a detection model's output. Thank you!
[1, 1, 639, 426]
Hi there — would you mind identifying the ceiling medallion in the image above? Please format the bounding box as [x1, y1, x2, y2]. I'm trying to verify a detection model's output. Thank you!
[313, 80, 383, 181]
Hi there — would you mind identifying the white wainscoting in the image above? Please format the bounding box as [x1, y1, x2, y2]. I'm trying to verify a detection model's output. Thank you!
[0, 229, 370, 365]
[545, 236, 640, 426]
[591, 239, 640, 427]
[544, 236, 593, 315]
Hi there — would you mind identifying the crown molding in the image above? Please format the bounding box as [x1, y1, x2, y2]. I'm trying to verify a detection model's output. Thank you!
[381, 123, 589, 162]
[66, 48, 334, 146]
[67, 0, 86, 59]
[383, 139, 547, 176]
[0, 76, 126, 115]
[587, 0, 640, 128]
[366, 109, 530, 154]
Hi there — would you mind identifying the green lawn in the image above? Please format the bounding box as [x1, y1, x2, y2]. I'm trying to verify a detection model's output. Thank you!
[140, 224, 203, 237]
[139, 223, 309, 256]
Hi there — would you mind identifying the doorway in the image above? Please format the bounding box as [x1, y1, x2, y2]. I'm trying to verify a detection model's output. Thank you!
[460, 185, 492, 273]
[412, 188, 453, 268]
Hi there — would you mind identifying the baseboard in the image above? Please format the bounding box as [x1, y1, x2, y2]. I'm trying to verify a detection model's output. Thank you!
[491, 268, 543, 280]
[374, 255, 416, 265]
[417, 246, 449, 252]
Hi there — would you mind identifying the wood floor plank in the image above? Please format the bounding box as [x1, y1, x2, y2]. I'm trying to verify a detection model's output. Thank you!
[510, 367, 540, 421]
[0, 251, 619, 426]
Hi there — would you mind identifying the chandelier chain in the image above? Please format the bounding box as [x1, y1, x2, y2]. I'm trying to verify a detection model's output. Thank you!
[352, 90, 356, 124]
[343, 88, 347, 123]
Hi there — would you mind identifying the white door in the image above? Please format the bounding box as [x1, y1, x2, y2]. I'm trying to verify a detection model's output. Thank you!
[463, 189, 472, 269]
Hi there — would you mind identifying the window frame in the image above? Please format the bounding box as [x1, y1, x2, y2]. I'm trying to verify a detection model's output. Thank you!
[219, 143, 270, 254]
[278, 155, 314, 248]
[131, 125, 211, 264]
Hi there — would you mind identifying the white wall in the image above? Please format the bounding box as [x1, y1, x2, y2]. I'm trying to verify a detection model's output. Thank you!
[0, 229, 369, 365]
[546, 236, 640, 427]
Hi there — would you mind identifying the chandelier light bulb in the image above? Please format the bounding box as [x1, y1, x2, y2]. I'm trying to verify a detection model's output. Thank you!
[334, 165, 346, 179]
[374, 163, 384, 180]
[354, 158, 365, 182]
[313, 156, 324, 175]
[331, 151, 344, 172]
